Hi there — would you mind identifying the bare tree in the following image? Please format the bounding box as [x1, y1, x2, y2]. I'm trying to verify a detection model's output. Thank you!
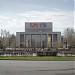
[53, 41, 63, 48]
[10, 34, 16, 48]
[0, 29, 17, 50]
[63, 28, 75, 46]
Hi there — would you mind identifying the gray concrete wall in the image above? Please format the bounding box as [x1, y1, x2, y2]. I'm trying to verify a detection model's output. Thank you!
[16, 32, 61, 48]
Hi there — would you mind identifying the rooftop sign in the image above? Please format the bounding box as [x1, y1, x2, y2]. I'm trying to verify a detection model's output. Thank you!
[25, 22, 52, 32]
[30, 23, 47, 28]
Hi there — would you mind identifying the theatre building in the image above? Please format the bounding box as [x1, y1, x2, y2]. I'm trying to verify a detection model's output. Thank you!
[16, 22, 61, 48]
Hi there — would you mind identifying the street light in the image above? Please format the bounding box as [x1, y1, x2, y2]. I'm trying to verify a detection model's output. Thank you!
[64, 41, 67, 48]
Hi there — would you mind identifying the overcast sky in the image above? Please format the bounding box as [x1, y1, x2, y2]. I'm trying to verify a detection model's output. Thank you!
[0, 0, 74, 35]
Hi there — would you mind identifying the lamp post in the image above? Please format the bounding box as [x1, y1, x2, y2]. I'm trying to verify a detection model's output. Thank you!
[64, 41, 67, 48]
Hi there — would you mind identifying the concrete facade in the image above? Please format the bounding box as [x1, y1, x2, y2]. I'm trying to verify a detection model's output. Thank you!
[16, 22, 61, 48]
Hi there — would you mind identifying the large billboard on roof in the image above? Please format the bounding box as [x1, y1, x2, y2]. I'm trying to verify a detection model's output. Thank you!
[25, 22, 52, 32]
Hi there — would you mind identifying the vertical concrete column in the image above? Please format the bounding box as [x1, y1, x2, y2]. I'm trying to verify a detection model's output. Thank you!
[52, 34, 53, 47]
[41, 34, 42, 48]
[46, 34, 48, 48]
[24, 34, 25, 47]
[19, 33, 20, 48]
[46, 34, 48, 47]
[30, 34, 31, 47]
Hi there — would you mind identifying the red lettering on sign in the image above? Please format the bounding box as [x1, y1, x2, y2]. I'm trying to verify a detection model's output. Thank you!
[30, 23, 38, 28]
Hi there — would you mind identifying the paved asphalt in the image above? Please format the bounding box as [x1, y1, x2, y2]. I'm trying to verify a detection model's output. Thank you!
[0, 60, 75, 75]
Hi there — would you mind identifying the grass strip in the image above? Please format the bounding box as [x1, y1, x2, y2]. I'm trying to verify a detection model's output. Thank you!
[0, 56, 75, 61]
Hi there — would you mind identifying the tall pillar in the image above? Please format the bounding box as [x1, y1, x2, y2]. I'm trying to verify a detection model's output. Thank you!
[24, 34, 25, 48]
[30, 34, 31, 47]
[41, 34, 42, 48]
[52, 34, 53, 47]
[46, 34, 47, 48]
[46, 34, 48, 47]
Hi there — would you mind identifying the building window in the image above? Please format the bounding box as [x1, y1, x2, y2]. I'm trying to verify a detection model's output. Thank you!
[47, 34, 52, 47]
[53, 34, 57, 42]
[41, 34, 47, 48]
[25, 34, 30, 47]
[31, 34, 35, 48]
[20, 34, 24, 48]
[36, 34, 41, 47]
